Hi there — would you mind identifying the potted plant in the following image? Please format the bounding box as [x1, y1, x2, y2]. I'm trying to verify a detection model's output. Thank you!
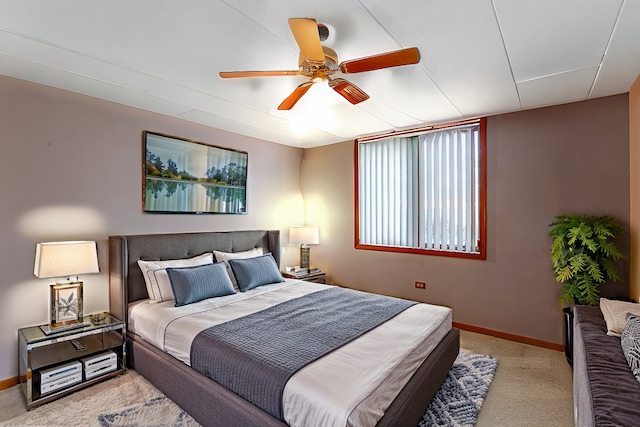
[549, 214, 625, 306]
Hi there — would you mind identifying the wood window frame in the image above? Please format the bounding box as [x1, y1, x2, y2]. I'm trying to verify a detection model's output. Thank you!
[354, 118, 487, 260]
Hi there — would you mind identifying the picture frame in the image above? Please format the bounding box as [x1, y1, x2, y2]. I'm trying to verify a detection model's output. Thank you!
[50, 282, 83, 326]
[143, 131, 248, 214]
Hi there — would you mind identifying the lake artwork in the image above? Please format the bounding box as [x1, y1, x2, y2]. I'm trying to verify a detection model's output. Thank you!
[143, 132, 248, 214]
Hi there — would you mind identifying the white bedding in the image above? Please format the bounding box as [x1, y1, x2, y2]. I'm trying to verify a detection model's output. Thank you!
[129, 279, 452, 427]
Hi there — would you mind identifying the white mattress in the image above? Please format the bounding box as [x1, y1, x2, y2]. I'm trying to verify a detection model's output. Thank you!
[129, 280, 452, 427]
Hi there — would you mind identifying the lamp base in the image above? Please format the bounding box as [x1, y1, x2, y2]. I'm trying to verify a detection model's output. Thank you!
[299, 244, 311, 269]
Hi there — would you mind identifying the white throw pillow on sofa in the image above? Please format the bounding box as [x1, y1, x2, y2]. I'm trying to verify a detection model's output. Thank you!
[600, 298, 640, 336]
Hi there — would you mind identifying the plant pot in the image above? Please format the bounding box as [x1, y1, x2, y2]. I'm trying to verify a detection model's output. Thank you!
[563, 306, 573, 366]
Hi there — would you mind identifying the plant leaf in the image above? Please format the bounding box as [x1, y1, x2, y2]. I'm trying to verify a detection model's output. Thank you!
[556, 265, 573, 283]
[548, 214, 625, 306]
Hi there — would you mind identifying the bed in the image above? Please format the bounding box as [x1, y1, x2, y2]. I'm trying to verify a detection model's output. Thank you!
[108, 230, 459, 427]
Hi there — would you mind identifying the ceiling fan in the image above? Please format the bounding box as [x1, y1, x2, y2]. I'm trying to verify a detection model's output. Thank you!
[219, 18, 421, 110]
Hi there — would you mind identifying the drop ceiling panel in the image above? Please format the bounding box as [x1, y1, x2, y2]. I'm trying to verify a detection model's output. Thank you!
[0, 55, 194, 118]
[355, 102, 423, 131]
[1, 2, 295, 104]
[494, 0, 622, 82]
[361, 0, 521, 116]
[344, 65, 462, 125]
[518, 66, 599, 110]
[0, 29, 179, 99]
[590, 0, 640, 98]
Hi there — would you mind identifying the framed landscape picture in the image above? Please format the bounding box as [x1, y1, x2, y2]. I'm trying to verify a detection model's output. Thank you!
[143, 131, 248, 214]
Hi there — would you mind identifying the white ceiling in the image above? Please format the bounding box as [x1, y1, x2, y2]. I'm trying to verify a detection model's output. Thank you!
[1, 0, 639, 148]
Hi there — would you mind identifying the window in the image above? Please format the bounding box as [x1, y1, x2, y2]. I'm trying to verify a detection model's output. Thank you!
[355, 118, 486, 259]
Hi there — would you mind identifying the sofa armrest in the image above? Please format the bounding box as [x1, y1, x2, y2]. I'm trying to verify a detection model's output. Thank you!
[573, 306, 594, 427]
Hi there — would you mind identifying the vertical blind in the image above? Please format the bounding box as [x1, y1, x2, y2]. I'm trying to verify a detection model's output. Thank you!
[358, 137, 419, 247]
[421, 125, 479, 253]
[358, 122, 480, 254]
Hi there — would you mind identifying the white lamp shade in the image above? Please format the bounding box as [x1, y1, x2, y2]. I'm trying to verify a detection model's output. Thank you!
[289, 226, 320, 245]
[34, 241, 99, 278]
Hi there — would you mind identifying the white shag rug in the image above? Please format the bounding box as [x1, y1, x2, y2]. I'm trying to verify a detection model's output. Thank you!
[0, 371, 167, 427]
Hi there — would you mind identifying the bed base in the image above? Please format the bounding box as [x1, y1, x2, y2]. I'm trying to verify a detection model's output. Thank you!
[128, 329, 459, 427]
[128, 332, 284, 427]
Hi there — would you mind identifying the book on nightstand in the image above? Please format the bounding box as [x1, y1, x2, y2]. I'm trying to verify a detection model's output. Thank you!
[286, 267, 322, 277]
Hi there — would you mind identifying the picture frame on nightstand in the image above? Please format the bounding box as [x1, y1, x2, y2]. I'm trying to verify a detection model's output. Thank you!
[50, 282, 83, 325]
[41, 283, 91, 335]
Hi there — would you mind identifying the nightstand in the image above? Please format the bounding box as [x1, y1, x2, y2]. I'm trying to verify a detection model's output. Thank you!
[283, 270, 327, 284]
[18, 313, 125, 409]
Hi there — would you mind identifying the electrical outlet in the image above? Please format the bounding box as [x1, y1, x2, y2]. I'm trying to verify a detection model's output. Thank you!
[415, 281, 426, 289]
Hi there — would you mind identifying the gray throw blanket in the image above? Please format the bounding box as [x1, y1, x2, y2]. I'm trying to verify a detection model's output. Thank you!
[190, 286, 417, 420]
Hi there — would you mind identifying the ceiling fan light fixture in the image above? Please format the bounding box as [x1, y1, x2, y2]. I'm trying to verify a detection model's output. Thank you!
[219, 18, 420, 110]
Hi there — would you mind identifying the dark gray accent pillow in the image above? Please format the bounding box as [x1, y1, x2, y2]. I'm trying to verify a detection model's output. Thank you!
[228, 253, 284, 292]
[166, 262, 235, 307]
[621, 313, 640, 383]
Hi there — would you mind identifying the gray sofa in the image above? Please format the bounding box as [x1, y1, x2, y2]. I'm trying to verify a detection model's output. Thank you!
[573, 305, 640, 426]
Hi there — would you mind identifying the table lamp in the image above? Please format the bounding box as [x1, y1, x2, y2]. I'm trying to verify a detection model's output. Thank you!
[289, 226, 319, 269]
[34, 241, 99, 334]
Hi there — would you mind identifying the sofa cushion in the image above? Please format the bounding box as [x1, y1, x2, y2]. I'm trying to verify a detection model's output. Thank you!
[574, 305, 640, 425]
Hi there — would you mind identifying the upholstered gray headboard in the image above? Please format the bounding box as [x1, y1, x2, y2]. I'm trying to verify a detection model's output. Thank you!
[108, 230, 280, 324]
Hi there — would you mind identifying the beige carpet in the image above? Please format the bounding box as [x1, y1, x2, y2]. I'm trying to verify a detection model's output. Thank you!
[461, 330, 574, 427]
[0, 330, 573, 426]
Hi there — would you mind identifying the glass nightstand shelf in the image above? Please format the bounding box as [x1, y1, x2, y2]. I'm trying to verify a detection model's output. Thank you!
[18, 313, 126, 409]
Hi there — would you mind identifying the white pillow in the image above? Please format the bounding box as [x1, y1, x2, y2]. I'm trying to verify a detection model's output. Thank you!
[137, 253, 214, 303]
[600, 297, 640, 336]
[213, 248, 264, 290]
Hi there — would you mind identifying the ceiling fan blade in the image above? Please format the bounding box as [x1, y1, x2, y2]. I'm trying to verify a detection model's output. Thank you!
[219, 70, 299, 78]
[278, 81, 314, 110]
[288, 18, 325, 63]
[339, 47, 420, 74]
[328, 78, 370, 105]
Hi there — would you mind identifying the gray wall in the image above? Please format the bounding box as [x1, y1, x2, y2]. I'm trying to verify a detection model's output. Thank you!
[302, 94, 630, 346]
[0, 75, 304, 382]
